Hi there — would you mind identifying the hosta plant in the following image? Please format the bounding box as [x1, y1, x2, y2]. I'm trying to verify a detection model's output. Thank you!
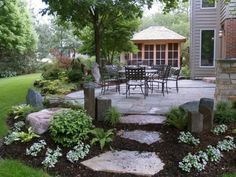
[26, 140, 47, 157]
[66, 142, 90, 163]
[9, 104, 36, 120]
[178, 131, 200, 146]
[211, 124, 228, 135]
[42, 147, 62, 168]
[4, 127, 39, 145]
[89, 128, 114, 150]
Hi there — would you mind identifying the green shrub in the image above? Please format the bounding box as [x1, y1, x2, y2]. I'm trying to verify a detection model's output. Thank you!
[42, 63, 64, 80]
[50, 109, 93, 147]
[67, 69, 84, 83]
[40, 80, 76, 95]
[105, 107, 121, 126]
[9, 104, 36, 120]
[180, 65, 190, 78]
[89, 128, 114, 150]
[214, 101, 236, 124]
[166, 107, 187, 130]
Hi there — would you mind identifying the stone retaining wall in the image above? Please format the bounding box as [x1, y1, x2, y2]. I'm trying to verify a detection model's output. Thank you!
[215, 58, 236, 102]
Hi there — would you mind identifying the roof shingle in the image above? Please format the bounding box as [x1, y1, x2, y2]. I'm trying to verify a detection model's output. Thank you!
[132, 26, 186, 41]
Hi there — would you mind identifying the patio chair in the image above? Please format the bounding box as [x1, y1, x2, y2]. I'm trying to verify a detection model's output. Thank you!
[168, 66, 181, 93]
[152, 65, 171, 96]
[125, 67, 148, 98]
[100, 65, 121, 94]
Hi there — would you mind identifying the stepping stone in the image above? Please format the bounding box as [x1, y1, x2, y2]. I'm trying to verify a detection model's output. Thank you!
[118, 130, 161, 145]
[81, 150, 164, 176]
[120, 115, 166, 125]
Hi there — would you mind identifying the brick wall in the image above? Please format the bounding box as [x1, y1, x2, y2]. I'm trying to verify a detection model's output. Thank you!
[224, 19, 236, 58]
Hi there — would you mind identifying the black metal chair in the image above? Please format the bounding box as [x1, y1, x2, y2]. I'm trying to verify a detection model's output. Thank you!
[125, 67, 148, 98]
[168, 66, 181, 93]
[152, 65, 171, 96]
[100, 65, 121, 94]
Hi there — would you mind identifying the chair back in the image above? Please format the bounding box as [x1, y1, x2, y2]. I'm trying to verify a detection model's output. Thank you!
[125, 67, 146, 81]
[159, 65, 171, 81]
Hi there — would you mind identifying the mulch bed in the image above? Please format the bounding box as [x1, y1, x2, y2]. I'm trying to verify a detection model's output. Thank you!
[1, 118, 236, 177]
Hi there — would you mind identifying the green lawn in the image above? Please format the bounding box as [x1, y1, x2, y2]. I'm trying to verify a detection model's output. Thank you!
[0, 159, 50, 177]
[0, 73, 41, 137]
[222, 174, 236, 177]
[0, 73, 51, 177]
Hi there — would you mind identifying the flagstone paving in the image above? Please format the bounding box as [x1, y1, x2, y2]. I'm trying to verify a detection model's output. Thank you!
[66, 80, 215, 114]
[117, 130, 162, 145]
[81, 150, 164, 176]
[120, 115, 166, 125]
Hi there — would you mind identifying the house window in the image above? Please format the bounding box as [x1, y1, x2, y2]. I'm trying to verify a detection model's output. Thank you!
[144, 44, 154, 66]
[201, 30, 215, 66]
[202, 0, 215, 8]
[156, 44, 166, 65]
[133, 44, 142, 65]
[168, 43, 178, 67]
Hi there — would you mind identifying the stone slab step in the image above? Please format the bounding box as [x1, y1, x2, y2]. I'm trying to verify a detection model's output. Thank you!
[117, 130, 162, 145]
[81, 150, 164, 176]
[120, 115, 166, 125]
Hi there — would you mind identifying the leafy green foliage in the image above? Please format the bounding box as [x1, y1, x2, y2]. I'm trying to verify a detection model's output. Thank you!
[4, 127, 39, 145]
[180, 65, 190, 78]
[105, 107, 121, 126]
[166, 107, 187, 130]
[42, 63, 65, 80]
[9, 104, 36, 120]
[0, 0, 37, 54]
[40, 79, 76, 95]
[232, 100, 236, 109]
[66, 142, 90, 163]
[50, 109, 93, 147]
[89, 128, 114, 150]
[214, 101, 236, 123]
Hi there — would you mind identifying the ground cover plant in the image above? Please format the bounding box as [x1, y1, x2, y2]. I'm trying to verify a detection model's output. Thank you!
[166, 107, 187, 130]
[105, 107, 121, 126]
[214, 101, 236, 124]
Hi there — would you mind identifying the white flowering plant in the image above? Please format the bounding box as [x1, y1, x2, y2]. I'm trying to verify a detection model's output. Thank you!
[178, 131, 200, 146]
[13, 121, 25, 131]
[66, 142, 90, 163]
[26, 140, 47, 156]
[211, 124, 228, 135]
[42, 147, 62, 168]
[205, 145, 222, 163]
[217, 136, 236, 152]
[179, 151, 208, 172]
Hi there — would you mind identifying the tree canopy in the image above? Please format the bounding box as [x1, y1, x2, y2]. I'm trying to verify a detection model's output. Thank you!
[42, 0, 155, 64]
[0, 0, 37, 56]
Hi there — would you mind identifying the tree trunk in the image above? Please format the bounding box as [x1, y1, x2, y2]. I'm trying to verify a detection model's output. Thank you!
[94, 10, 100, 65]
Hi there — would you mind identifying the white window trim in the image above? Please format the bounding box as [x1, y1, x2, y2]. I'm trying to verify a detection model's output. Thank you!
[200, 0, 216, 9]
[199, 29, 216, 68]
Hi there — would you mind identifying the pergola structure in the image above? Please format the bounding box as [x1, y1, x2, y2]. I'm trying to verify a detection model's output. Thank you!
[121, 26, 186, 67]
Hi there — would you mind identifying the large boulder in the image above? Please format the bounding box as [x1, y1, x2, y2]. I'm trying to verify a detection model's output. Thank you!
[26, 108, 64, 134]
[26, 88, 43, 108]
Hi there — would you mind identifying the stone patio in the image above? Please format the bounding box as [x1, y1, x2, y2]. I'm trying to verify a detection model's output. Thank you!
[66, 80, 215, 115]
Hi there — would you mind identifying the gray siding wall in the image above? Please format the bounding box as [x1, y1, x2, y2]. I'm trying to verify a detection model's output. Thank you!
[219, 0, 236, 23]
[190, 0, 218, 78]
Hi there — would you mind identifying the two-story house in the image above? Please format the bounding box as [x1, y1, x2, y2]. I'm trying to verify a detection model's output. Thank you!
[190, 0, 236, 79]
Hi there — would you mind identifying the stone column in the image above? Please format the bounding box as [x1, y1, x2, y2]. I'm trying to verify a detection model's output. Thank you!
[215, 59, 236, 102]
[84, 82, 96, 119]
[96, 96, 112, 121]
